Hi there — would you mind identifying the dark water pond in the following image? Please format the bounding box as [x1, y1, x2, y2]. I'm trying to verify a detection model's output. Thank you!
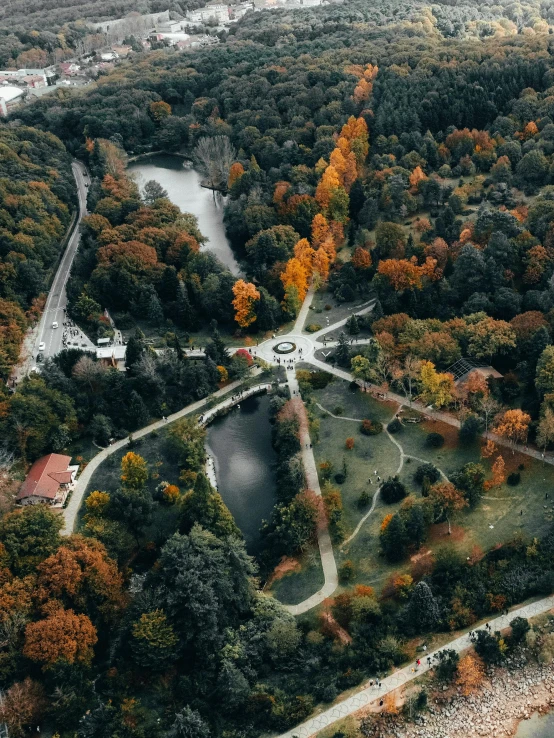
[128, 153, 240, 274]
[206, 394, 277, 554]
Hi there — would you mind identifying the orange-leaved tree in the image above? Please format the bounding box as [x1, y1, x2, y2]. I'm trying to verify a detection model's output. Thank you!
[492, 409, 531, 451]
[281, 258, 309, 302]
[23, 607, 98, 668]
[232, 279, 260, 328]
[228, 162, 245, 189]
[456, 653, 485, 695]
[429, 482, 468, 535]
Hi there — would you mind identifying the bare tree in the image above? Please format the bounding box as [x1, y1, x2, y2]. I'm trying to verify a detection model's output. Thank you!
[195, 136, 236, 190]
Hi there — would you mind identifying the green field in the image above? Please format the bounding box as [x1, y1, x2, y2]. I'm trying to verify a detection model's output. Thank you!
[275, 375, 554, 600]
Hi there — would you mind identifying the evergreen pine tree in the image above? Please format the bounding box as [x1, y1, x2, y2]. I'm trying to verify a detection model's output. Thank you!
[407, 581, 440, 632]
[335, 332, 351, 367]
[176, 280, 196, 330]
[147, 292, 164, 327]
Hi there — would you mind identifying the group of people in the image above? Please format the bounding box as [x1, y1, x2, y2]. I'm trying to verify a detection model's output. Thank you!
[368, 469, 381, 484]
[62, 319, 83, 348]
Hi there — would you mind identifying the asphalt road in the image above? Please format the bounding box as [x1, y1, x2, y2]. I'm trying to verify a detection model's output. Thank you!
[34, 161, 92, 363]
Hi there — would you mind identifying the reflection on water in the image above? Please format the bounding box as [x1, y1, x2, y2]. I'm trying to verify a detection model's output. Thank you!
[206, 394, 277, 554]
[128, 154, 241, 274]
[514, 710, 554, 738]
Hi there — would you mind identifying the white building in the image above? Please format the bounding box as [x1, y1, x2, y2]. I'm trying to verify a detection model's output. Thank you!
[0, 85, 24, 117]
[157, 20, 184, 32]
[187, 3, 229, 23]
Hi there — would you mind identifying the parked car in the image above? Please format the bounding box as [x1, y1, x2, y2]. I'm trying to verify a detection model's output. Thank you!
[38, 342, 45, 351]
[52, 321, 58, 328]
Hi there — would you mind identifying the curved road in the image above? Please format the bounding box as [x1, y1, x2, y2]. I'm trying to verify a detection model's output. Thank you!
[35, 161, 92, 362]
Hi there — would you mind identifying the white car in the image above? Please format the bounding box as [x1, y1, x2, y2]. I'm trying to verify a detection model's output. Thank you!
[38, 342, 45, 351]
[52, 321, 58, 328]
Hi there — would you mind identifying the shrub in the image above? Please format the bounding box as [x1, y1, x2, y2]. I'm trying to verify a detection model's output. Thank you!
[306, 323, 322, 333]
[319, 460, 333, 480]
[360, 419, 383, 436]
[425, 432, 444, 448]
[324, 304, 332, 311]
[507, 472, 521, 486]
[345, 437, 355, 450]
[387, 418, 402, 434]
[510, 617, 530, 644]
[334, 406, 344, 416]
[334, 472, 346, 485]
[357, 489, 371, 508]
[381, 477, 407, 504]
[310, 371, 332, 389]
[459, 415, 482, 444]
[435, 649, 459, 682]
[414, 463, 440, 486]
[339, 560, 355, 584]
[518, 463, 525, 471]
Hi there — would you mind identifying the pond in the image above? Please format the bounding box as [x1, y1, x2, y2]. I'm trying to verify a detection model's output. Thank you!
[514, 710, 554, 738]
[206, 393, 277, 555]
[127, 153, 241, 274]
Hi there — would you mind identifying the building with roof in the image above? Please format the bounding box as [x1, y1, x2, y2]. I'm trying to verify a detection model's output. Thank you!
[446, 357, 503, 385]
[96, 344, 127, 371]
[17, 454, 78, 507]
[0, 85, 24, 116]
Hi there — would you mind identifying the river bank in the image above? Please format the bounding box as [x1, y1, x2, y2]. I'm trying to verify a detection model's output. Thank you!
[376, 656, 554, 738]
[127, 153, 241, 274]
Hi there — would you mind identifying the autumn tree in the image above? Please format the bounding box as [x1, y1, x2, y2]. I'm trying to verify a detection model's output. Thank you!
[456, 653, 485, 695]
[493, 409, 531, 450]
[24, 608, 98, 668]
[35, 536, 126, 625]
[0, 678, 47, 738]
[419, 361, 455, 408]
[121, 452, 148, 491]
[537, 407, 554, 452]
[281, 257, 309, 302]
[232, 279, 260, 328]
[130, 609, 178, 670]
[429, 482, 468, 534]
[487, 455, 506, 489]
[228, 162, 245, 189]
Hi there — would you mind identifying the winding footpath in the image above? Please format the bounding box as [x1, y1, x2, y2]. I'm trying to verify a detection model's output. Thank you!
[276, 594, 554, 738]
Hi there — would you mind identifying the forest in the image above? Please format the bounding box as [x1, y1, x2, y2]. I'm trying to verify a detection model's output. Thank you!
[0, 126, 74, 379]
[6, 0, 554, 736]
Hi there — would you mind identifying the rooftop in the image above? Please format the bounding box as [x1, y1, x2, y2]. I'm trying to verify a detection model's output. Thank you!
[17, 453, 73, 501]
[0, 85, 24, 103]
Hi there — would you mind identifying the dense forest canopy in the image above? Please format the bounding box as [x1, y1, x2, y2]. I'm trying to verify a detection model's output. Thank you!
[0, 127, 74, 379]
[7, 2, 554, 736]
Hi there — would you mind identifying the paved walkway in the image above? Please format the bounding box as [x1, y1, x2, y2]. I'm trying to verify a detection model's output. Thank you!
[285, 371, 338, 616]
[276, 594, 554, 738]
[307, 357, 554, 469]
[62, 370, 263, 535]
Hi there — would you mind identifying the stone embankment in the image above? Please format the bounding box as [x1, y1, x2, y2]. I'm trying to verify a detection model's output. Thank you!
[392, 657, 554, 738]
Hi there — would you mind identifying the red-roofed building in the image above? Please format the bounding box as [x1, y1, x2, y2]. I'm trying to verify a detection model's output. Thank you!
[17, 454, 78, 507]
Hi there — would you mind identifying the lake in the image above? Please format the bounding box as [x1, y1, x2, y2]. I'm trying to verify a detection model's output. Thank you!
[514, 710, 554, 738]
[127, 153, 241, 274]
[206, 393, 277, 554]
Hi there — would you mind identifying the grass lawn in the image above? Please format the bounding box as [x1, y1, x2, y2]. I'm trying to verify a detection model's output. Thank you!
[303, 376, 554, 598]
[304, 288, 373, 334]
[269, 545, 325, 605]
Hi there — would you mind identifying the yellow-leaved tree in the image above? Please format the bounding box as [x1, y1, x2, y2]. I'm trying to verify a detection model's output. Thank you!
[419, 360, 455, 408]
